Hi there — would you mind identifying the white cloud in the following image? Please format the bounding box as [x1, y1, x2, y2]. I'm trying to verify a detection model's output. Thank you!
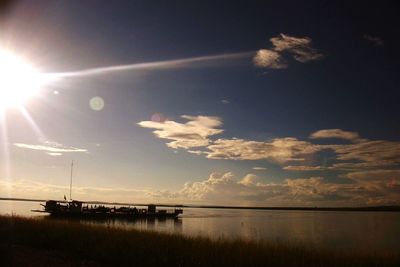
[284, 177, 326, 198]
[252, 167, 267, 171]
[171, 172, 240, 203]
[328, 140, 400, 166]
[343, 170, 400, 205]
[253, 33, 323, 69]
[270, 33, 324, 63]
[204, 137, 321, 163]
[253, 49, 287, 69]
[271, 34, 312, 51]
[47, 152, 63, 156]
[273, 137, 400, 172]
[284, 138, 400, 171]
[310, 129, 361, 141]
[345, 170, 400, 182]
[138, 115, 223, 149]
[14, 141, 88, 154]
[331, 161, 395, 170]
[221, 99, 230, 104]
[363, 34, 384, 46]
[283, 165, 326, 171]
[239, 174, 260, 186]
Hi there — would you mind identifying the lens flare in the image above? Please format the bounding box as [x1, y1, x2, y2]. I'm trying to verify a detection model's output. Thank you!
[89, 96, 105, 111]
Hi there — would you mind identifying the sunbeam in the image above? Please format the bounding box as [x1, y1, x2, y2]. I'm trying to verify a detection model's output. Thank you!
[49, 51, 254, 78]
[18, 106, 46, 140]
[0, 112, 11, 196]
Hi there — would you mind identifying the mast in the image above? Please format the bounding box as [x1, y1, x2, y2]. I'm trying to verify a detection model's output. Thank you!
[69, 160, 74, 200]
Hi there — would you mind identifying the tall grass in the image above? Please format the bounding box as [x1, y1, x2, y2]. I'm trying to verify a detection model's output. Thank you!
[0, 215, 398, 266]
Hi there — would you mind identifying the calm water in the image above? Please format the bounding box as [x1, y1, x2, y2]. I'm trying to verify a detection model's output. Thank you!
[1, 200, 400, 253]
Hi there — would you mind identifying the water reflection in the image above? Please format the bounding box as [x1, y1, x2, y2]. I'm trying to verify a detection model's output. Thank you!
[1, 200, 400, 253]
[42, 214, 184, 236]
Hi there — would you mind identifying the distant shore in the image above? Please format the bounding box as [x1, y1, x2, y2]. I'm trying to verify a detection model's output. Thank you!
[1, 197, 400, 212]
[0, 215, 399, 267]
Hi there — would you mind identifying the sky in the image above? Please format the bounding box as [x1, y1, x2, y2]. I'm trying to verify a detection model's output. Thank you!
[0, 1, 399, 206]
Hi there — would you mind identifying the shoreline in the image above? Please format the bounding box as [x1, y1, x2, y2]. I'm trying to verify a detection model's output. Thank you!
[1, 215, 399, 266]
[1, 197, 399, 212]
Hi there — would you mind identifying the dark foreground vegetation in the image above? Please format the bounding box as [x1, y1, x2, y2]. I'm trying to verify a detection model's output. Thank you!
[0, 215, 399, 267]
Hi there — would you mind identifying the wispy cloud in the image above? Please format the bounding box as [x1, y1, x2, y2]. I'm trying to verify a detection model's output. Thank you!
[253, 33, 323, 69]
[138, 115, 223, 149]
[331, 161, 395, 170]
[252, 167, 267, 171]
[363, 34, 384, 46]
[328, 140, 400, 167]
[14, 141, 88, 155]
[47, 152, 63, 156]
[345, 169, 400, 182]
[283, 165, 326, 171]
[278, 139, 400, 171]
[204, 138, 320, 163]
[310, 129, 362, 142]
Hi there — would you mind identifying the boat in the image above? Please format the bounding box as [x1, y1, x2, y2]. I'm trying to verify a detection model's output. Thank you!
[38, 200, 183, 219]
[33, 161, 183, 219]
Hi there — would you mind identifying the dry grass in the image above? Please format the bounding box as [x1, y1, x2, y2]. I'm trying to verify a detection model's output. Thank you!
[0, 215, 398, 267]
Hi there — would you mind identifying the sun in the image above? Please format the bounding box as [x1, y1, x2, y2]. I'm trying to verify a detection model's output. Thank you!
[0, 50, 43, 110]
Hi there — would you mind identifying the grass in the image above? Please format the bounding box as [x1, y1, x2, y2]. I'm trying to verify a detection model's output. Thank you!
[0, 215, 399, 267]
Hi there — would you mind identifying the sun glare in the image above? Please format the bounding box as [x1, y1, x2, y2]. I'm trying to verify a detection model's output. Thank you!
[0, 50, 43, 109]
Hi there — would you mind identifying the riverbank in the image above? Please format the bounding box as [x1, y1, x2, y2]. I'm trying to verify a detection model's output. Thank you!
[2, 197, 400, 212]
[0, 215, 398, 267]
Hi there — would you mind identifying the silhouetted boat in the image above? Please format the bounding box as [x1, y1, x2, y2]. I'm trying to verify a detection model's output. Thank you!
[35, 200, 183, 219]
[32, 161, 183, 219]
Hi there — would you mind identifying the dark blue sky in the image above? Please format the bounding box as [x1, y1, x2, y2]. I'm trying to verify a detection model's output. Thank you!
[28, 0, 400, 139]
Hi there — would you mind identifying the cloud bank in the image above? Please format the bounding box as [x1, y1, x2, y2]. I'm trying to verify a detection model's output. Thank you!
[2, 169, 399, 206]
[139, 115, 400, 204]
[149, 172, 400, 206]
[139, 115, 400, 170]
[137, 114, 400, 205]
